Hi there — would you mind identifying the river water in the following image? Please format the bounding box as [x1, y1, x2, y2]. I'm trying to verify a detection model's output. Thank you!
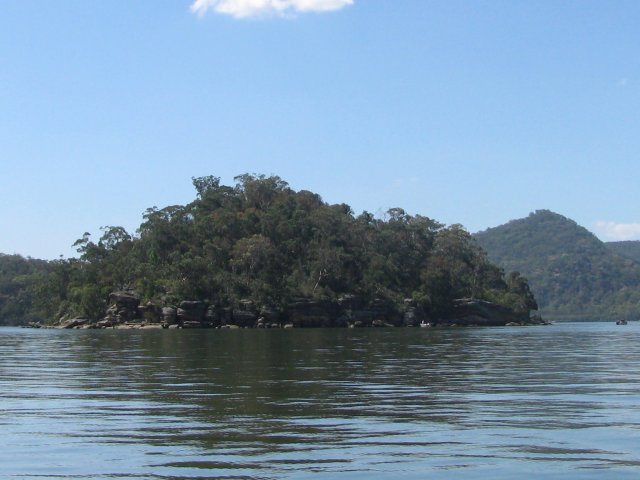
[1, 323, 639, 479]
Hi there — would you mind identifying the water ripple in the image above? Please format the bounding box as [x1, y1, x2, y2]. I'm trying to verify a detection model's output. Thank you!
[1, 323, 640, 479]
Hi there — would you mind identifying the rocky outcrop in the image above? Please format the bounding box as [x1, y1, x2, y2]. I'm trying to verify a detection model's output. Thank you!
[162, 307, 178, 325]
[258, 304, 281, 328]
[334, 295, 402, 327]
[57, 291, 543, 329]
[232, 299, 258, 328]
[104, 291, 140, 324]
[204, 305, 220, 328]
[441, 298, 529, 326]
[402, 299, 428, 327]
[58, 317, 92, 329]
[340, 297, 403, 327]
[286, 298, 336, 328]
[138, 302, 162, 324]
[177, 300, 207, 328]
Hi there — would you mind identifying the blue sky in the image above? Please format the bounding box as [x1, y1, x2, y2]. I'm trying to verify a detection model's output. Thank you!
[2, 0, 640, 259]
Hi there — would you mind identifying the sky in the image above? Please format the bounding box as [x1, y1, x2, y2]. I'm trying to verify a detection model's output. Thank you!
[1, 0, 640, 259]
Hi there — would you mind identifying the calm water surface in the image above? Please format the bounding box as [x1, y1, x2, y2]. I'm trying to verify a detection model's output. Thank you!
[1, 323, 639, 479]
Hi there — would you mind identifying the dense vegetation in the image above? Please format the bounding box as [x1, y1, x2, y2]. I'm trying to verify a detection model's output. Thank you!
[475, 210, 640, 320]
[606, 240, 640, 264]
[1, 175, 537, 326]
[0, 254, 53, 323]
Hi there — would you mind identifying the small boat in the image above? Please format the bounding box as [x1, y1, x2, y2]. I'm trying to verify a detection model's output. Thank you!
[419, 321, 432, 328]
[616, 319, 628, 325]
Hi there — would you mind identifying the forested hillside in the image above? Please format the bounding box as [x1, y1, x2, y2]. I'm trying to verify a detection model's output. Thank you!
[475, 210, 640, 320]
[606, 241, 640, 264]
[0, 174, 537, 326]
[0, 254, 52, 324]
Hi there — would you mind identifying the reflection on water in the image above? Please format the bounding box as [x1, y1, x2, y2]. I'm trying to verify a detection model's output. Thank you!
[1, 323, 639, 479]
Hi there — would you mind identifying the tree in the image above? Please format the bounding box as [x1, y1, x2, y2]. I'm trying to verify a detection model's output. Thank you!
[192, 175, 220, 198]
[234, 174, 289, 210]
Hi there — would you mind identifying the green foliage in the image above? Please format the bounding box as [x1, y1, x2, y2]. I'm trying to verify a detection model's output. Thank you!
[0, 254, 56, 324]
[1, 174, 537, 324]
[606, 241, 640, 264]
[475, 210, 640, 320]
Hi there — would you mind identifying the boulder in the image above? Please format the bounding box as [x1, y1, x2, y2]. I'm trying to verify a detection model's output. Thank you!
[58, 317, 91, 329]
[138, 302, 162, 323]
[105, 291, 140, 324]
[177, 301, 207, 324]
[109, 291, 140, 309]
[162, 307, 178, 325]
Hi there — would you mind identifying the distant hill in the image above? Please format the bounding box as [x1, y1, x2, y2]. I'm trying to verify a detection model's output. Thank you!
[606, 241, 640, 264]
[475, 210, 640, 321]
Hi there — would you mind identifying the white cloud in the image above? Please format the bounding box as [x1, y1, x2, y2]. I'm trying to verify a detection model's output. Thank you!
[594, 220, 640, 241]
[190, 0, 353, 18]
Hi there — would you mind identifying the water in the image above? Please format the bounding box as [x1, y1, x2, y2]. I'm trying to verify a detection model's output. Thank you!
[1, 323, 639, 479]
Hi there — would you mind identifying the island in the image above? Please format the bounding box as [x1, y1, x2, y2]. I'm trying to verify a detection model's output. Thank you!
[2, 174, 543, 328]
